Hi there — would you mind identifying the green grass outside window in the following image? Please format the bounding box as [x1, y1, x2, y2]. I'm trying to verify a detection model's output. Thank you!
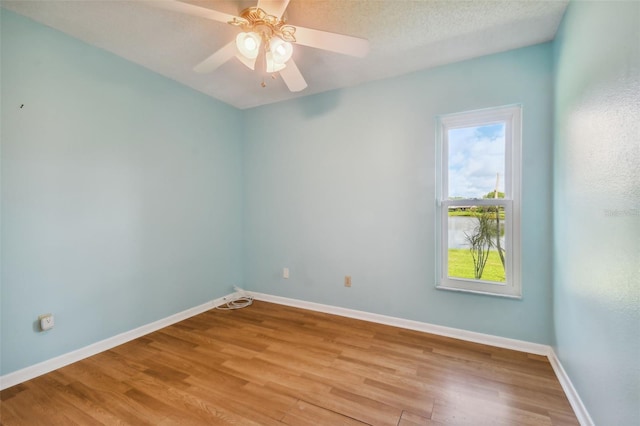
[448, 249, 506, 282]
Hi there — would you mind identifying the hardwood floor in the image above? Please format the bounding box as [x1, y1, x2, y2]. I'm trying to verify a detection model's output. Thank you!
[1, 301, 579, 425]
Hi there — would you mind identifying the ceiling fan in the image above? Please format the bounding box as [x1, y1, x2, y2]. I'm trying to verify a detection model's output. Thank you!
[152, 0, 370, 92]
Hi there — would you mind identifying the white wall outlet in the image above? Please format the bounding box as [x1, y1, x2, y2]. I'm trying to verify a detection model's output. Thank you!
[39, 313, 54, 331]
[283, 267, 289, 279]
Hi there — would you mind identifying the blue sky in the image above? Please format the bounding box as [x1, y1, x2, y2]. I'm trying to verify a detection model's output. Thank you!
[448, 123, 505, 199]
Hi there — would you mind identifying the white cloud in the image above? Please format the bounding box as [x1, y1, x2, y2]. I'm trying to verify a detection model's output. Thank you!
[448, 125, 505, 198]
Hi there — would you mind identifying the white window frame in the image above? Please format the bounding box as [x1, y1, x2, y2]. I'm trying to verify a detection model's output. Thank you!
[435, 105, 522, 298]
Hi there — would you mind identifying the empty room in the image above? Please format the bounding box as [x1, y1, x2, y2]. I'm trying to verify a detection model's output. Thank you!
[1, 0, 638, 425]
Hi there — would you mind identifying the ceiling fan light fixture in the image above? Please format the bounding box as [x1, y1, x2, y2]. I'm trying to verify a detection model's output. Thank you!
[236, 32, 261, 59]
[269, 37, 293, 64]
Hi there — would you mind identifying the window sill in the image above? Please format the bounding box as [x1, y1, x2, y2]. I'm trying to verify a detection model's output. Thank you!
[436, 285, 522, 300]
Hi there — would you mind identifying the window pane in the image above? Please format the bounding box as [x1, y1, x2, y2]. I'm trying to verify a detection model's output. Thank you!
[448, 123, 505, 199]
[447, 205, 506, 283]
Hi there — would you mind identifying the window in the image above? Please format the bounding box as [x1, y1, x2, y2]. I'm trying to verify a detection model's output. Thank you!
[436, 105, 521, 298]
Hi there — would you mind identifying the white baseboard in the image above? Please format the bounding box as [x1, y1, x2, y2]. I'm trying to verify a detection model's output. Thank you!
[548, 349, 595, 426]
[251, 292, 551, 356]
[0, 294, 231, 390]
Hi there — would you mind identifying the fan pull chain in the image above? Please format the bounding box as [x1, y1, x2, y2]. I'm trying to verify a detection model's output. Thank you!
[257, 44, 279, 89]
[261, 43, 268, 87]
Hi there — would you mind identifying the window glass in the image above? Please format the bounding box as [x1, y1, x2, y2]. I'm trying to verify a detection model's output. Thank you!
[448, 124, 505, 199]
[447, 205, 507, 283]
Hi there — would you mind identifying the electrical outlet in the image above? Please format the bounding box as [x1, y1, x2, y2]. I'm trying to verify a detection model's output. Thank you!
[344, 276, 352, 287]
[283, 267, 289, 279]
[39, 313, 54, 331]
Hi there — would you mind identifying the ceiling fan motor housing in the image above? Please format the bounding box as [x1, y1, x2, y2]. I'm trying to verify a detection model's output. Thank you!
[229, 7, 296, 43]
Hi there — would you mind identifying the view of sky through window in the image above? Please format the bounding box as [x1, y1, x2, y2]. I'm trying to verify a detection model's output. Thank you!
[448, 123, 505, 199]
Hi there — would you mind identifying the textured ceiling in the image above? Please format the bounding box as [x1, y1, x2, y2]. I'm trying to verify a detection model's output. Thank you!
[1, 0, 568, 109]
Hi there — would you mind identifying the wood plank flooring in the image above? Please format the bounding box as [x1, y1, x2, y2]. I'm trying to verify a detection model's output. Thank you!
[1, 301, 579, 425]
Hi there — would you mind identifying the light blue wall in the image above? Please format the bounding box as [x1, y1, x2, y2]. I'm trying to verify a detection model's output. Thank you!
[553, 1, 640, 425]
[1, 11, 244, 375]
[243, 43, 555, 344]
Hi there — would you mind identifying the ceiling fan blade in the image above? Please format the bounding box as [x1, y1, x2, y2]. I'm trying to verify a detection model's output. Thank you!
[256, 0, 290, 19]
[293, 26, 370, 58]
[235, 53, 257, 71]
[194, 41, 237, 73]
[279, 59, 307, 92]
[150, 1, 237, 24]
